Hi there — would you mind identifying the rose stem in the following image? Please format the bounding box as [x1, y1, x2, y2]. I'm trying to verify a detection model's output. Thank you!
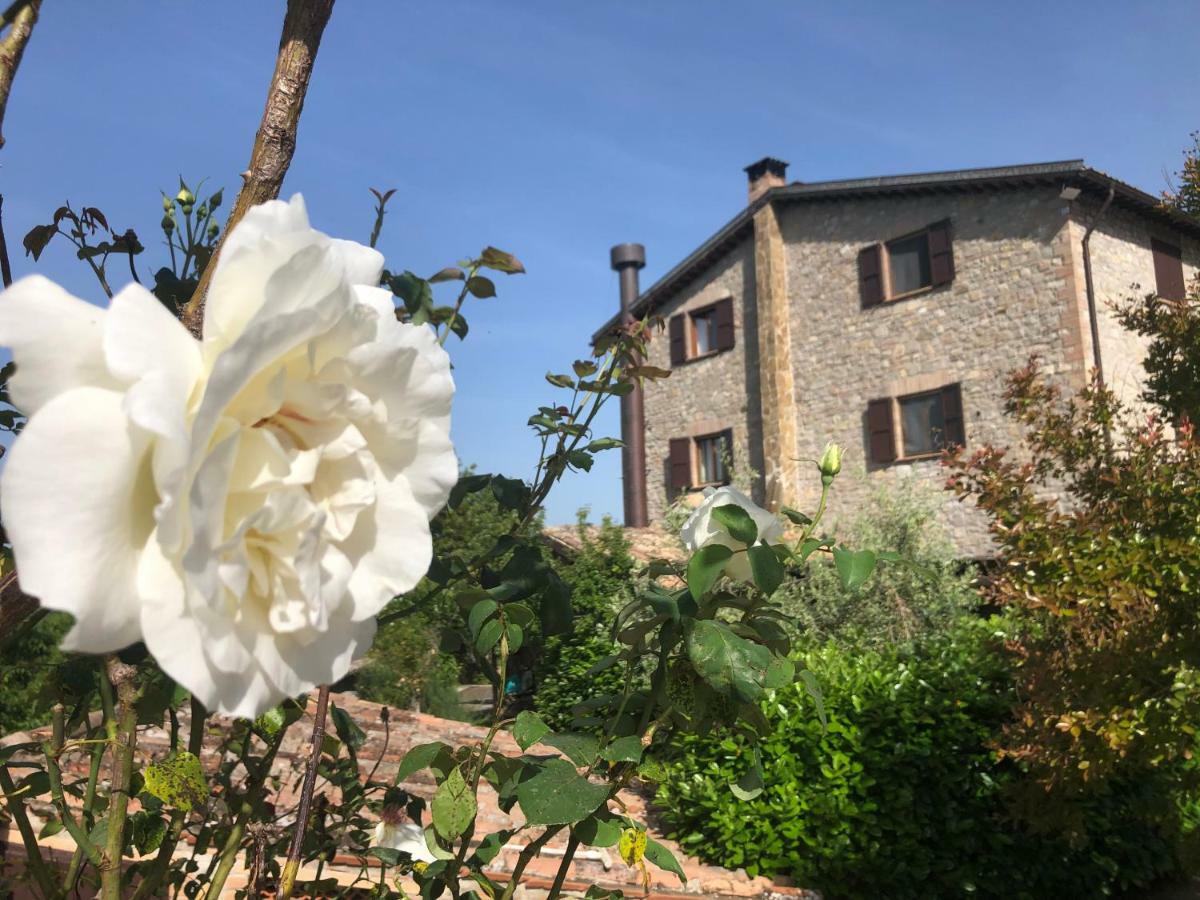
[99, 657, 141, 900]
[180, 0, 336, 337]
[279, 684, 330, 899]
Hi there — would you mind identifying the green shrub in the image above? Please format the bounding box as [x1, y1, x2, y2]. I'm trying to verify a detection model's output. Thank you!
[777, 477, 978, 651]
[657, 621, 1193, 899]
[534, 514, 637, 730]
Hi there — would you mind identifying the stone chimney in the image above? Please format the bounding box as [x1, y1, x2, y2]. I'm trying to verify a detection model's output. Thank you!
[744, 157, 788, 204]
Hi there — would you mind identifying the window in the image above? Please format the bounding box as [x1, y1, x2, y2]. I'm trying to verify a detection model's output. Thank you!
[669, 298, 735, 365]
[692, 308, 718, 356]
[668, 430, 733, 493]
[866, 384, 964, 464]
[899, 390, 947, 456]
[887, 232, 932, 296]
[859, 220, 955, 308]
[1152, 238, 1186, 300]
[695, 432, 730, 485]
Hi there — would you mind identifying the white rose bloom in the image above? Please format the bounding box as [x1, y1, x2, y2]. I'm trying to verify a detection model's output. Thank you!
[680, 485, 783, 582]
[0, 195, 456, 717]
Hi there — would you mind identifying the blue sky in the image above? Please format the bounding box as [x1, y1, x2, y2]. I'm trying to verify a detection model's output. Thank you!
[2, 1, 1197, 524]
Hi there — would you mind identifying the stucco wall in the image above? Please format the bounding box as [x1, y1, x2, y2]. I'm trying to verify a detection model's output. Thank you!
[640, 239, 761, 520]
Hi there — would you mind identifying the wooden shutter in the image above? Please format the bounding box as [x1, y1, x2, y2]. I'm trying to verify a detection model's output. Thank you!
[928, 219, 955, 287]
[1152, 238, 1186, 300]
[940, 383, 965, 448]
[866, 398, 896, 464]
[669, 314, 686, 366]
[668, 437, 692, 492]
[715, 298, 735, 351]
[858, 244, 884, 308]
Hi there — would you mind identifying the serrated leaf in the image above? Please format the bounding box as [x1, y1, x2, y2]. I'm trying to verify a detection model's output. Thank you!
[687, 544, 733, 601]
[747, 544, 784, 596]
[832, 546, 877, 590]
[431, 767, 475, 841]
[515, 759, 609, 826]
[686, 619, 773, 703]
[512, 711, 551, 750]
[396, 742, 451, 782]
[711, 504, 757, 545]
[544, 732, 599, 767]
[142, 752, 205, 811]
[601, 735, 643, 764]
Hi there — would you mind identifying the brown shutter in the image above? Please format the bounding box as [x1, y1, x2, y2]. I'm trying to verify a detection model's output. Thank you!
[668, 437, 692, 492]
[866, 398, 896, 464]
[858, 244, 884, 308]
[941, 383, 965, 448]
[715, 298, 735, 351]
[928, 219, 955, 287]
[669, 314, 686, 366]
[1152, 238, 1186, 300]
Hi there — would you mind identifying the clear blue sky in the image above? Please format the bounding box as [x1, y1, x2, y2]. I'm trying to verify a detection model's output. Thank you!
[2, 1, 1197, 524]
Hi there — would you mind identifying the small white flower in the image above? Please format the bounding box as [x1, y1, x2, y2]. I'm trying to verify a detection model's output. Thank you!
[680, 485, 783, 582]
[0, 195, 456, 717]
[373, 820, 435, 863]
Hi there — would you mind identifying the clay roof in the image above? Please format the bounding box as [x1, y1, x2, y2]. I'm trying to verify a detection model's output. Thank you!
[3, 694, 809, 898]
[540, 523, 686, 566]
[592, 159, 1200, 340]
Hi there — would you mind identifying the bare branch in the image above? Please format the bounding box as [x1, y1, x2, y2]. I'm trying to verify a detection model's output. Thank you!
[180, 0, 336, 337]
[0, 0, 40, 150]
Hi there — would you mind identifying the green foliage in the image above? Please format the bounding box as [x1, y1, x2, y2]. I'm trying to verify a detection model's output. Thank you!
[1165, 130, 1200, 221]
[0, 613, 77, 735]
[777, 479, 979, 650]
[534, 515, 636, 730]
[659, 622, 1195, 899]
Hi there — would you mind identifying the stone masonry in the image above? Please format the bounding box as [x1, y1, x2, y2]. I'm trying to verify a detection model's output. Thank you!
[625, 163, 1200, 558]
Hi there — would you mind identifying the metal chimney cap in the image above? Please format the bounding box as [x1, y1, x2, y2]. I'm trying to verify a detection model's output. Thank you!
[610, 243, 646, 271]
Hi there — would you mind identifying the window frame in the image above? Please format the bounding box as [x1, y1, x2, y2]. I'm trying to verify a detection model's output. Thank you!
[693, 430, 732, 487]
[690, 306, 720, 358]
[896, 388, 948, 459]
[884, 227, 935, 301]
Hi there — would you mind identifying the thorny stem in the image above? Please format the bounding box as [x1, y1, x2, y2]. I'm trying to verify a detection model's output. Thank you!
[279, 684, 331, 899]
[63, 714, 108, 892]
[182, 0, 336, 336]
[0, 761, 56, 898]
[100, 657, 141, 900]
[438, 264, 478, 348]
[545, 831, 581, 900]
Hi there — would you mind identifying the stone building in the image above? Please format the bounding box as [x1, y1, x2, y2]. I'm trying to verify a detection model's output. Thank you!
[597, 159, 1200, 557]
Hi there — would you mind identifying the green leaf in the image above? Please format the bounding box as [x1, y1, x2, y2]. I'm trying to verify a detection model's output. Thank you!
[545, 372, 575, 389]
[686, 619, 773, 703]
[515, 759, 609, 826]
[449, 314, 468, 339]
[503, 603, 534, 627]
[780, 506, 813, 526]
[573, 359, 598, 377]
[512, 711, 551, 750]
[467, 599, 499, 639]
[505, 623, 525, 654]
[142, 752, 205, 811]
[466, 275, 496, 298]
[747, 544, 784, 596]
[448, 473, 491, 509]
[764, 655, 796, 691]
[730, 747, 764, 801]
[473, 828, 516, 865]
[601, 735, 643, 764]
[544, 732, 600, 767]
[431, 767, 475, 841]
[644, 837, 687, 884]
[368, 847, 406, 866]
[429, 266, 465, 283]
[798, 537, 830, 561]
[711, 504, 757, 545]
[39, 819, 64, 839]
[491, 476, 529, 511]
[254, 706, 286, 738]
[330, 702, 366, 751]
[396, 742, 452, 782]
[540, 570, 573, 636]
[22, 223, 57, 261]
[585, 654, 621, 676]
[587, 437, 624, 452]
[832, 546, 877, 590]
[478, 246, 526, 274]
[131, 810, 169, 855]
[797, 669, 827, 729]
[475, 618, 504, 655]
[567, 449, 594, 472]
[687, 544, 734, 601]
[637, 756, 668, 783]
[576, 812, 622, 847]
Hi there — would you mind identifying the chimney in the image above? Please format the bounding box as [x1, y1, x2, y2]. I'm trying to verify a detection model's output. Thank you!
[610, 243, 649, 528]
[744, 156, 788, 204]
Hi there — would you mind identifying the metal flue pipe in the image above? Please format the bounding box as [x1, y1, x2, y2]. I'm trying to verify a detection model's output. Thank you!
[611, 243, 648, 527]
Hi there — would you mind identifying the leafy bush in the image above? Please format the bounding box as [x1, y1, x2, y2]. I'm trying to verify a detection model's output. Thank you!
[658, 621, 1194, 899]
[534, 514, 637, 730]
[776, 478, 978, 650]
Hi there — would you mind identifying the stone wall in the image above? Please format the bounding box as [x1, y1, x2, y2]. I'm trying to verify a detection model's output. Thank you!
[640, 239, 761, 520]
[1067, 199, 1200, 410]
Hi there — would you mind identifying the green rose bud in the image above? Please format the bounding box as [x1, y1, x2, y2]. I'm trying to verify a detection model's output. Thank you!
[196, 203, 208, 219]
[161, 214, 175, 234]
[176, 187, 195, 206]
[206, 221, 219, 240]
[161, 194, 173, 213]
[818, 442, 843, 481]
[209, 188, 223, 210]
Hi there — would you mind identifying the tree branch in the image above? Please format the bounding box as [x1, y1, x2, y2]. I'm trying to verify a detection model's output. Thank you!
[0, 0, 40, 150]
[180, 0, 335, 338]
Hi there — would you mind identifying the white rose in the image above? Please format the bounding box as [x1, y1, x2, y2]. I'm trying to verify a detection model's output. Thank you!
[0, 195, 456, 717]
[680, 486, 783, 582]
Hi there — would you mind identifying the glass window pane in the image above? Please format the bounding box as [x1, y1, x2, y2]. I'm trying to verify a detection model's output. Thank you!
[888, 234, 931, 296]
[899, 393, 945, 456]
[693, 311, 716, 355]
[697, 434, 730, 484]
